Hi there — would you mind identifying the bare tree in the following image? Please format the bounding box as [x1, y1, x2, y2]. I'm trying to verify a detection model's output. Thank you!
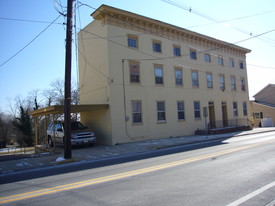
[27, 89, 41, 111]
[50, 78, 65, 105]
[42, 89, 55, 107]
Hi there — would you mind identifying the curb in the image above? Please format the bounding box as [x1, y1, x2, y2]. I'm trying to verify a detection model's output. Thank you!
[54, 158, 79, 165]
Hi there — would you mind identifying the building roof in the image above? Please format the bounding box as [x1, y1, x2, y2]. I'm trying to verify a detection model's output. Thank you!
[253, 101, 275, 108]
[91, 4, 251, 55]
[253, 84, 275, 97]
[253, 84, 275, 105]
[29, 104, 109, 117]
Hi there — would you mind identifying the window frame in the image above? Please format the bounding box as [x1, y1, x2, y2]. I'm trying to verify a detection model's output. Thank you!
[129, 61, 140, 83]
[157, 101, 166, 122]
[204, 53, 211, 63]
[233, 102, 238, 117]
[127, 35, 138, 48]
[219, 74, 225, 91]
[254, 112, 260, 119]
[217, 56, 224, 66]
[190, 48, 197, 60]
[154, 65, 164, 85]
[177, 101, 185, 121]
[131, 100, 142, 124]
[243, 101, 248, 116]
[152, 40, 162, 53]
[241, 78, 246, 91]
[239, 61, 244, 69]
[231, 76, 236, 91]
[229, 58, 235, 68]
[206, 72, 213, 88]
[194, 101, 201, 119]
[192, 70, 199, 88]
[174, 67, 183, 86]
[173, 45, 181, 56]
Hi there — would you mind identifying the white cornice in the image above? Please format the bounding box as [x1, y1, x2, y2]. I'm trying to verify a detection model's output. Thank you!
[91, 4, 251, 55]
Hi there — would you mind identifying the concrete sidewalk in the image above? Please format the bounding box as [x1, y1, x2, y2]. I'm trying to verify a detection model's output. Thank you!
[0, 128, 274, 174]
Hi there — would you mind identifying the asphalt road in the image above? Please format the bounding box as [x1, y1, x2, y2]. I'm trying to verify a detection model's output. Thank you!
[0, 132, 275, 206]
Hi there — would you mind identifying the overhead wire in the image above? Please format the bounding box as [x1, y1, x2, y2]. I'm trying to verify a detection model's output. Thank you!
[162, 0, 275, 40]
[53, 0, 67, 16]
[74, 0, 79, 93]
[247, 64, 275, 70]
[0, 15, 62, 68]
[187, 10, 275, 29]
[0, 17, 63, 25]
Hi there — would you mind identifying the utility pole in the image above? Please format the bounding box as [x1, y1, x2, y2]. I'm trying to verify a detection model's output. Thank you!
[64, 0, 73, 159]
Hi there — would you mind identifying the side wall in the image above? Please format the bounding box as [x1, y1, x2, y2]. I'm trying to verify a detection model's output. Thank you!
[78, 20, 110, 105]
[78, 20, 113, 145]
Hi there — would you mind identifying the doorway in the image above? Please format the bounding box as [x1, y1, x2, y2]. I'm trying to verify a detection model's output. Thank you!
[208, 102, 216, 128]
[221, 102, 228, 127]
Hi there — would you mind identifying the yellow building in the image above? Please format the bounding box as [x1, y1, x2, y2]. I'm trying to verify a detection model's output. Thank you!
[78, 5, 251, 145]
[250, 84, 275, 127]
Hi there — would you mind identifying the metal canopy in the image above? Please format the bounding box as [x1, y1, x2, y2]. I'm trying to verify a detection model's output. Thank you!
[29, 104, 109, 117]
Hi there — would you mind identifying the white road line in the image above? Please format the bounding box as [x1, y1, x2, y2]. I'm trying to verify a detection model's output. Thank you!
[227, 181, 275, 206]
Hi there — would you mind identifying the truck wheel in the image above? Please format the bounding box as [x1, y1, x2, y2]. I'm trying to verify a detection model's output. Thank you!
[48, 136, 53, 147]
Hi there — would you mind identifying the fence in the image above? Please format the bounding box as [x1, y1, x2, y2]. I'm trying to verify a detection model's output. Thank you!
[211, 118, 252, 129]
[0, 146, 35, 155]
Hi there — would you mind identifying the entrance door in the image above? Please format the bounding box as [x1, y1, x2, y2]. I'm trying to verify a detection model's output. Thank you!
[208, 102, 216, 128]
[221, 102, 228, 127]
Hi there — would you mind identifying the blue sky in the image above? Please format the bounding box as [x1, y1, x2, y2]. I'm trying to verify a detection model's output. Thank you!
[1, 0, 275, 113]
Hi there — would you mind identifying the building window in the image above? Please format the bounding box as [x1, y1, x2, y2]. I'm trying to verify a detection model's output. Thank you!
[243, 102, 247, 116]
[206, 73, 213, 88]
[128, 35, 138, 48]
[157, 101, 166, 122]
[177, 101, 185, 120]
[153, 40, 161, 53]
[173, 45, 181, 56]
[231, 76, 236, 91]
[190, 48, 197, 60]
[254, 112, 261, 119]
[241, 78, 246, 91]
[129, 61, 140, 83]
[194, 101, 201, 119]
[154, 65, 163, 85]
[217, 56, 224, 66]
[175, 68, 183, 86]
[219, 74, 225, 91]
[192, 70, 199, 88]
[239, 61, 244, 69]
[204, 53, 211, 63]
[233, 102, 238, 116]
[132, 101, 142, 123]
[229, 58, 234, 68]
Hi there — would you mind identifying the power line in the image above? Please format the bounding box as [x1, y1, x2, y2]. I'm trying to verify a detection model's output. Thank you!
[248, 64, 275, 70]
[187, 10, 275, 29]
[0, 17, 63, 25]
[234, 28, 275, 44]
[162, 0, 275, 38]
[0, 15, 62, 68]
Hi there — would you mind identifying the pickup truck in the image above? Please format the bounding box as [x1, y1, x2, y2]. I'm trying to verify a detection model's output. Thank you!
[47, 121, 96, 147]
